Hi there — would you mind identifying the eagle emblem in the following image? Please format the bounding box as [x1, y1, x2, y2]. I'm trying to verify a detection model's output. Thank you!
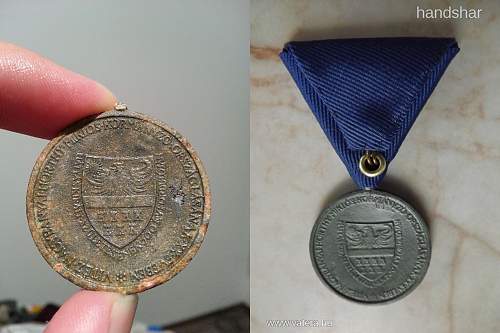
[342, 221, 400, 286]
[81, 155, 156, 248]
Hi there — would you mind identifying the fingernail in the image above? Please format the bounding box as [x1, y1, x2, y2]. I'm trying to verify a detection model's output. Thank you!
[109, 294, 138, 333]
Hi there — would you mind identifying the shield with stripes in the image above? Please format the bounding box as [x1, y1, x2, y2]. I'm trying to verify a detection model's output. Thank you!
[81, 155, 156, 248]
[343, 221, 396, 283]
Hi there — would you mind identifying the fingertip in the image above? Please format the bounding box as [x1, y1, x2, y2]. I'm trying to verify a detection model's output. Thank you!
[94, 80, 118, 111]
[0, 42, 117, 139]
[45, 291, 137, 333]
[109, 293, 138, 333]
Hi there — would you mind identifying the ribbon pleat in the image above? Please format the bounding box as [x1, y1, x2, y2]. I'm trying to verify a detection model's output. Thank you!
[280, 37, 459, 188]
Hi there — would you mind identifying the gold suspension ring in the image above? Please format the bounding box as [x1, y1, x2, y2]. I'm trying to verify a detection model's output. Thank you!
[359, 151, 386, 177]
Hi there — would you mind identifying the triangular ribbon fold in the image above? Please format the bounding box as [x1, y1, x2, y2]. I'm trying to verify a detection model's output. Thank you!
[280, 37, 459, 188]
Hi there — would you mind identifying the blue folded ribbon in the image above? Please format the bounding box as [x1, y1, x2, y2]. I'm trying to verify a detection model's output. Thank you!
[280, 37, 459, 188]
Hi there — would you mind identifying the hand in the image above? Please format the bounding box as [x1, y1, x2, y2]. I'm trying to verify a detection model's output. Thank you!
[0, 42, 138, 332]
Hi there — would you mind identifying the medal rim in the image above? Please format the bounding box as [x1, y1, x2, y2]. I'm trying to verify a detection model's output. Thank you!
[26, 110, 211, 294]
[309, 189, 431, 304]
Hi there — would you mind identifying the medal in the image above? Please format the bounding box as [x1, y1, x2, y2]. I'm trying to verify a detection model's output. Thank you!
[280, 38, 459, 303]
[26, 104, 210, 293]
[310, 190, 429, 303]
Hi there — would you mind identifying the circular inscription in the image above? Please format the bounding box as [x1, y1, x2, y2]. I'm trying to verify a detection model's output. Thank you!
[26, 110, 210, 294]
[310, 190, 430, 303]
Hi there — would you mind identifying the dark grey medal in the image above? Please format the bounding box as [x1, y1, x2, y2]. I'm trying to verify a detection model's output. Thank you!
[280, 38, 458, 304]
[310, 189, 431, 303]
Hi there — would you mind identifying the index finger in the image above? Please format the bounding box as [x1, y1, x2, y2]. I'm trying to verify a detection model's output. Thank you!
[0, 42, 116, 139]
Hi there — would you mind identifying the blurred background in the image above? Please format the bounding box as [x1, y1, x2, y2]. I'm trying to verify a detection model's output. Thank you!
[0, 0, 249, 330]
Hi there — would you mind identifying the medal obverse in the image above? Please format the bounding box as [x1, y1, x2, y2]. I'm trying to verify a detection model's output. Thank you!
[26, 106, 210, 294]
[281, 38, 457, 303]
[310, 190, 430, 303]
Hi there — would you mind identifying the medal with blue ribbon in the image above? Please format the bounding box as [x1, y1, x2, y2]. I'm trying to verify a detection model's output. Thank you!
[280, 37, 459, 303]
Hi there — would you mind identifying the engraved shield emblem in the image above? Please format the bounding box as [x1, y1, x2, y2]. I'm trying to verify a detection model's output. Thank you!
[81, 155, 156, 248]
[343, 221, 397, 284]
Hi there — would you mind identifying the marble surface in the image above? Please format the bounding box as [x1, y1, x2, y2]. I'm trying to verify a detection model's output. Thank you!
[250, 1, 500, 332]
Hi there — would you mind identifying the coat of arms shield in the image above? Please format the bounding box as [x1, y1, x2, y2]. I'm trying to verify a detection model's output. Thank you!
[343, 221, 398, 285]
[81, 155, 156, 249]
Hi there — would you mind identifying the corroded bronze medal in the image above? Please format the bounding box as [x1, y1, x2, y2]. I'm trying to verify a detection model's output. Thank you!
[26, 104, 210, 293]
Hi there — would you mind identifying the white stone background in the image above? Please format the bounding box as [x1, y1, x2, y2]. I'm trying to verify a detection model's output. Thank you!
[251, 1, 500, 332]
[0, 0, 249, 325]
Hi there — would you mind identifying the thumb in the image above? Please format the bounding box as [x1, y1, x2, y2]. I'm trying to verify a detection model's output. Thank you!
[45, 291, 138, 333]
